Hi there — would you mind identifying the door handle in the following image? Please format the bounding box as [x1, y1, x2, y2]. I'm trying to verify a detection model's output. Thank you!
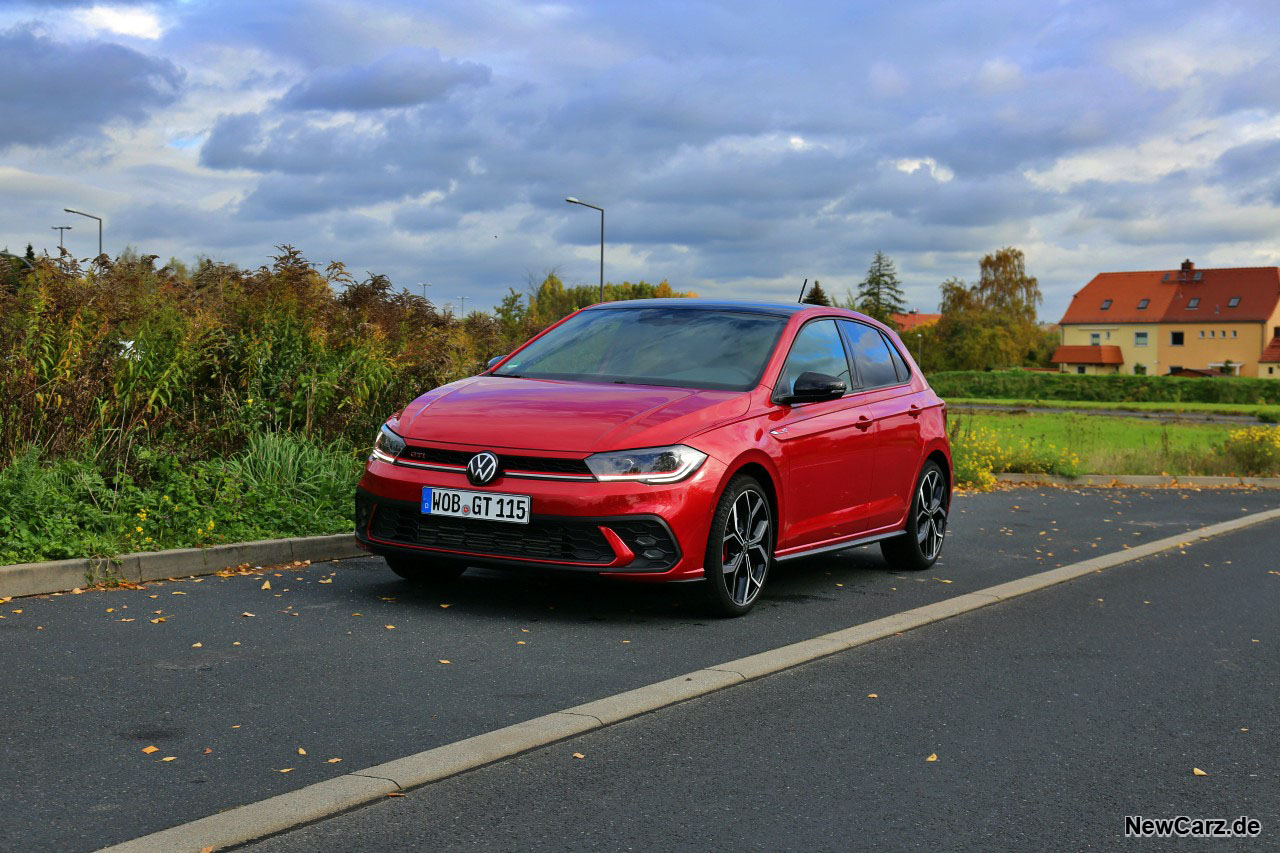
[854, 415, 873, 431]
[908, 405, 923, 418]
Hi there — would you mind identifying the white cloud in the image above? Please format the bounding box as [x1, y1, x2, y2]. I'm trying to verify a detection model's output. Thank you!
[977, 58, 1021, 92]
[891, 157, 954, 183]
[75, 5, 165, 40]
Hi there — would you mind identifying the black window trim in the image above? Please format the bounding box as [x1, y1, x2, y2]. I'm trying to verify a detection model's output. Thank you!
[837, 318, 913, 393]
[770, 316, 857, 405]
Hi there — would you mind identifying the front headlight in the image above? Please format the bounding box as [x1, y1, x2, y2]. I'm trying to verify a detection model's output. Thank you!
[585, 445, 707, 484]
[371, 424, 406, 463]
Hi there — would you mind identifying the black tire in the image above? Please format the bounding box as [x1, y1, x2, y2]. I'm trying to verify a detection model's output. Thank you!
[385, 554, 466, 584]
[701, 475, 774, 617]
[880, 460, 949, 571]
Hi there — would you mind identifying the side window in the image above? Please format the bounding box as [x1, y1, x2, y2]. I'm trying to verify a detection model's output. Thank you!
[840, 321, 900, 388]
[777, 320, 851, 395]
[881, 332, 911, 382]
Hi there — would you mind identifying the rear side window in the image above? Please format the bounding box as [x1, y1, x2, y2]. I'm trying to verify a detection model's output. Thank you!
[881, 332, 911, 382]
[840, 321, 901, 388]
[776, 319, 851, 395]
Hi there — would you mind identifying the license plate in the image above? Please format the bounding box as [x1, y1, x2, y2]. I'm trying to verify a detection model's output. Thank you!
[421, 487, 530, 524]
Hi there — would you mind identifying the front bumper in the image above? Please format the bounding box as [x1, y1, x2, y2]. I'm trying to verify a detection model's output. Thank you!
[355, 452, 725, 581]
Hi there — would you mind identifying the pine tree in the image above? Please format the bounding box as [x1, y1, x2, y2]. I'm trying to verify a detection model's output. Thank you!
[801, 279, 832, 306]
[855, 251, 906, 324]
[24, 243, 35, 262]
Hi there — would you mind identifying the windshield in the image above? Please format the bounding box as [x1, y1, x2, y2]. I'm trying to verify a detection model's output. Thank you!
[495, 307, 788, 391]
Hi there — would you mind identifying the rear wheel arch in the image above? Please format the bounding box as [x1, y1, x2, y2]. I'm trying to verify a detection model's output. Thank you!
[924, 449, 951, 501]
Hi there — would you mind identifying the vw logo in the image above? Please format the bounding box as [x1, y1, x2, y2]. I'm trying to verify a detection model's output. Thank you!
[466, 451, 500, 486]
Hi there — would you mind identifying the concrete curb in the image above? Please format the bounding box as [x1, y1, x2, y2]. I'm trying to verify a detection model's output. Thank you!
[995, 473, 1280, 489]
[99, 505, 1280, 853]
[0, 533, 364, 600]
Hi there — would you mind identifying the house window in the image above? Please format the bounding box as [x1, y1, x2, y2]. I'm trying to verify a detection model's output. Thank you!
[1100, 299, 1112, 310]
[1200, 330, 1206, 338]
[1209, 330, 1215, 338]
[1170, 365, 1183, 373]
[1137, 298, 1150, 309]
[1076, 365, 1087, 374]
[1090, 332, 1101, 345]
[1133, 363, 1147, 375]
[1271, 366, 1275, 375]
[1188, 298, 1200, 309]
[1232, 330, 1237, 338]
[1221, 330, 1226, 337]
[1228, 297, 1240, 307]
[1170, 331, 1184, 346]
[1134, 331, 1148, 347]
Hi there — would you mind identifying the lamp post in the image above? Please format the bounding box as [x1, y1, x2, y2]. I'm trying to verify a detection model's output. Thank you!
[52, 225, 72, 251]
[64, 208, 102, 257]
[916, 333, 923, 367]
[564, 196, 604, 303]
[456, 295, 468, 317]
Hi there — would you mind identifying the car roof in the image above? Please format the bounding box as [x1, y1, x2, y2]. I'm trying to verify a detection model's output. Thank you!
[584, 298, 820, 317]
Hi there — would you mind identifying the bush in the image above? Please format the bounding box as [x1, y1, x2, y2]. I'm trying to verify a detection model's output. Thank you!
[1222, 425, 1280, 475]
[929, 370, 1280, 405]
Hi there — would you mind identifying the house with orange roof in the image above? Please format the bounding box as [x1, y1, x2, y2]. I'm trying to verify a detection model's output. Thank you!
[1053, 260, 1280, 378]
[890, 310, 941, 332]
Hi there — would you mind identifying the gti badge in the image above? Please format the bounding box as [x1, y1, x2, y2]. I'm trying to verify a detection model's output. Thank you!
[466, 451, 500, 486]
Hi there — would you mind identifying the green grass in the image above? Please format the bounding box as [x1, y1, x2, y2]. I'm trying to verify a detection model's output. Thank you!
[947, 397, 1280, 422]
[954, 411, 1242, 477]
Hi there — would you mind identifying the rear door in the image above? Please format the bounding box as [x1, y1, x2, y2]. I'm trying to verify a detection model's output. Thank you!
[839, 321, 923, 532]
[769, 318, 875, 550]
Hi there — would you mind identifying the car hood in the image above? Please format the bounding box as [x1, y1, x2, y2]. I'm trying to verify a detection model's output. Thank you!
[396, 376, 749, 452]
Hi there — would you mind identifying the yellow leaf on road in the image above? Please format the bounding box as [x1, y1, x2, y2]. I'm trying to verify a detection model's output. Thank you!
[572, 753, 585, 759]
[327, 758, 342, 763]
[297, 747, 307, 755]
[867, 694, 878, 699]
[385, 625, 395, 630]
[438, 659, 451, 664]
[318, 578, 333, 584]
[241, 612, 255, 617]
[278, 768, 294, 773]
[71, 588, 83, 594]
[150, 618, 166, 624]
[439, 604, 451, 609]
[192, 642, 202, 648]
[120, 618, 135, 622]
[162, 757, 176, 762]
[172, 591, 186, 595]
[516, 641, 526, 645]
[1193, 767, 1208, 776]
[926, 753, 938, 762]
[261, 580, 271, 590]
[203, 747, 213, 755]
[142, 746, 159, 754]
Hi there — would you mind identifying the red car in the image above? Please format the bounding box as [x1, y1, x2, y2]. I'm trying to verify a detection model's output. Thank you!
[356, 300, 950, 616]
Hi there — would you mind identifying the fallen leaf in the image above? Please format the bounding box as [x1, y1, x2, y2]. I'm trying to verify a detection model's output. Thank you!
[351, 613, 362, 617]
[516, 640, 526, 645]
[621, 640, 631, 644]
[11, 609, 21, 614]
[148, 595, 158, 599]
[385, 625, 395, 630]
[926, 753, 938, 762]
[521, 628, 530, 633]
[162, 756, 177, 762]
[297, 747, 307, 755]
[380, 597, 396, 602]
[172, 591, 186, 595]
[232, 641, 241, 646]
[240, 612, 255, 617]
[867, 693, 878, 699]
[1241, 728, 1249, 732]
[318, 578, 333, 584]
[439, 604, 450, 609]
[1193, 767, 1208, 776]
[203, 747, 213, 755]
[438, 659, 451, 665]
[327, 757, 342, 764]
[572, 752, 585, 759]
[261, 580, 271, 590]
[142, 745, 159, 754]
[201, 847, 214, 853]
[192, 642, 202, 648]
[231, 725, 241, 729]
[120, 618, 135, 622]
[149, 618, 166, 624]
[71, 588, 83, 594]
[278, 768, 294, 773]
[386, 792, 405, 797]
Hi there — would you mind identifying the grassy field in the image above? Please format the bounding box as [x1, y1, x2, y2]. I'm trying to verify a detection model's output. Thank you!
[948, 397, 1280, 421]
[953, 411, 1245, 477]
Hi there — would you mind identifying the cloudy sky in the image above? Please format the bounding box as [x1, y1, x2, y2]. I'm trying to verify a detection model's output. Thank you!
[3, 1, 1279, 318]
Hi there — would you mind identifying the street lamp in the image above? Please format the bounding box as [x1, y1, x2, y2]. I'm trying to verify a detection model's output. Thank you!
[916, 333, 923, 367]
[64, 208, 102, 257]
[456, 295, 468, 317]
[565, 196, 604, 303]
[52, 225, 72, 251]
[417, 282, 431, 302]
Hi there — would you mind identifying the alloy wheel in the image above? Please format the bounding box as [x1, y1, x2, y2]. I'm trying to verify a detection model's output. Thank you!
[721, 488, 771, 606]
[916, 468, 947, 560]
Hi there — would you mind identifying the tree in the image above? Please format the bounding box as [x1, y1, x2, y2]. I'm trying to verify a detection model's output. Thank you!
[932, 247, 1045, 371]
[801, 280, 832, 306]
[24, 243, 35, 263]
[853, 251, 906, 324]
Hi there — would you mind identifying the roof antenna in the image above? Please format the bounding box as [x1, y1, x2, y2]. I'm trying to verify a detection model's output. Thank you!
[797, 278, 808, 303]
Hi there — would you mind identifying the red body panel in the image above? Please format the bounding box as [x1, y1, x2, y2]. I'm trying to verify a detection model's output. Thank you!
[357, 302, 951, 581]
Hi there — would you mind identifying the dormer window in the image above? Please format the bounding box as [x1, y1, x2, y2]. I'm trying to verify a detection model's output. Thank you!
[1100, 299, 1112, 310]
[1137, 299, 1149, 309]
[1187, 298, 1200, 309]
[1228, 297, 1240, 308]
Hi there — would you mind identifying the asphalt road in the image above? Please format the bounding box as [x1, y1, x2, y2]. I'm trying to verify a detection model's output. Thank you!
[1, 487, 1278, 850]
[251, 517, 1280, 852]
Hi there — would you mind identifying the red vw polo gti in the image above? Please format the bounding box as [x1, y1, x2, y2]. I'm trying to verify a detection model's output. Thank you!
[356, 299, 951, 616]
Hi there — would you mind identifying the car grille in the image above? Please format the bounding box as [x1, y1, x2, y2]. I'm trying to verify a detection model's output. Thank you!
[358, 494, 679, 570]
[400, 445, 592, 476]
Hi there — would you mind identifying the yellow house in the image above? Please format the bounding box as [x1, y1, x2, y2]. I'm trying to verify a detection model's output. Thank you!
[1053, 261, 1280, 378]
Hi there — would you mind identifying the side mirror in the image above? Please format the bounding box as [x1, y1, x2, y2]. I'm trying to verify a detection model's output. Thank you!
[486, 355, 506, 370]
[777, 371, 846, 405]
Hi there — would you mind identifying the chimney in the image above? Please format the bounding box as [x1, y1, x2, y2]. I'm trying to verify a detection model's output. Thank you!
[1180, 259, 1194, 279]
